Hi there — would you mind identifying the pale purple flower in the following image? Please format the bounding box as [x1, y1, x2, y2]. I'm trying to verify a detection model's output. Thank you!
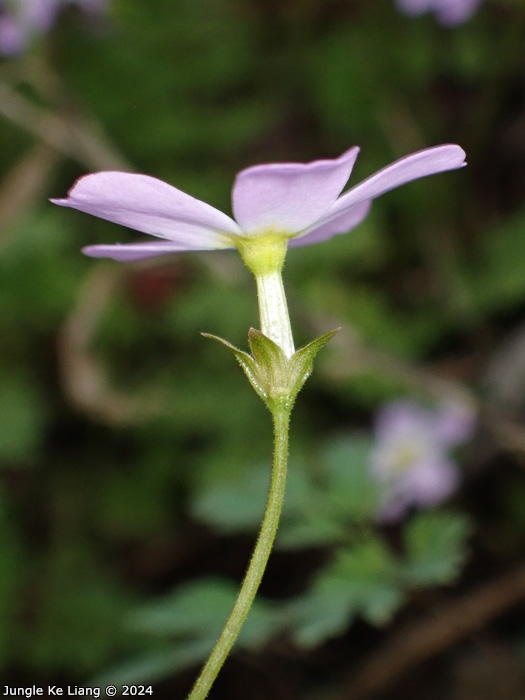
[0, 0, 107, 55]
[395, 0, 482, 25]
[51, 145, 466, 262]
[0, 10, 24, 54]
[371, 399, 475, 521]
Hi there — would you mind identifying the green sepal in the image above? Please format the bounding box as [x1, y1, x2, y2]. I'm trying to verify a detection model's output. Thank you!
[202, 328, 339, 413]
[201, 331, 268, 404]
[246, 328, 289, 408]
[286, 329, 340, 404]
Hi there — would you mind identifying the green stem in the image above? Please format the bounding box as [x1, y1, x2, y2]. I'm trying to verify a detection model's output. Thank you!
[187, 405, 291, 700]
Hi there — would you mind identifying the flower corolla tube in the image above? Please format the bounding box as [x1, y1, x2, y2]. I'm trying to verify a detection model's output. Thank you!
[51, 144, 466, 264]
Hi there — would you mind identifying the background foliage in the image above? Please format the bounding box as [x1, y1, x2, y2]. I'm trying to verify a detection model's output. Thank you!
[2, 0, 525, 697]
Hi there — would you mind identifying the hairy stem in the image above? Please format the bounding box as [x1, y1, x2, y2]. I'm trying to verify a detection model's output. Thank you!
[187, 405, 291, 700]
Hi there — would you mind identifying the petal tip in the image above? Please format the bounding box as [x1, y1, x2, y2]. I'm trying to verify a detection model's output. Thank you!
[81, 245, 106, 258]
[440, 143, 467, 167]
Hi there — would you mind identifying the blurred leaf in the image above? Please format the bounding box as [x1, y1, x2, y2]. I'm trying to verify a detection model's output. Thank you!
[0, 496, 23, 669]
[277, 515, 345, 550]
[288, 209, 387, 279]
[465, 209, 525, 315]
[91, 642, 213, 687]
[320, 435, 379, 521]
[29, 548, 133, 674]
[127, 577, 279, 649]
[403, 511, 471, 586]
[165, 267, 256, 345]
[92, 577, 282, 684]
[290, 538, 404, 647]
[306, 24, 385, 136]
[193, 435, 380, 549]
[288, 576, 360, 648]
[94, 464, 174, 539]
[0, 371, 45, 462]
[0, 210, 86, 329]
[275, 435, 380, 548]
[192, 465, 268, 534]
[332, 539, 405, 625]
[341, 286, 442, 358]
[62, 0, 271, 169]
[332, 371, 415, 408]
[192, 460, 310, 535]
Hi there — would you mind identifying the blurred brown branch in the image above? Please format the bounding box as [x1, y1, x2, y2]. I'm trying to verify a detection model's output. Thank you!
[0, 139, 58, 235]
[341, 562, 525, 699]
[303, 562, 525, 700]
[309, 309, 525, 458]
[0, 72, 132, 246]
[59, 264, 166, 425]
[0, 81, 130, 172]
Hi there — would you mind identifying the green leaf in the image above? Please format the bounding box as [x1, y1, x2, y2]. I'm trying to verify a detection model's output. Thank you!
[276, 435, 379, 548]
[286, 329, 340, 403]
[127, 577, 280, 649]
[288, 577, 360, 648]
[276, 516, 346, 550]
[403, 511, 471, 586]
[94, 577, 282, 685]
[290, 538, 404, 647]
[464, 208, 525, 315]
[0, 371, 45, 462]
[91, 642, 213, 687]
[320, 435, 380, 521]
[192, 460, 311, 536]
[332, 539, 405, 625]
[192, 467, 267, 533]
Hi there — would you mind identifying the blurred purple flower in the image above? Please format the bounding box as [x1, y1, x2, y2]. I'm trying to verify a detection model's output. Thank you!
[0, 0, 107, 56]
[395, 0, 482, 25]
[0, 10, 24, 54]
[51, 145, 466, 262]
[371, 399, 475, 521]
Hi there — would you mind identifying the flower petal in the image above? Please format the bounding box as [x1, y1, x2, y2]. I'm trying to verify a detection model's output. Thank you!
[431, 399, 476, 447]
[232, 147, 359, 235]
[51, 172, 241, 250]
[81, 241, 234, 262]
[374, 399, 428, 441]
[395, 0, 481, 25]
[406, 458, 460, 506]
[378, 458, 459, 522]
[327, 145, 466, 219]
[435, 0, 482, 25]
[0, 15, 25, 55]
[23, 0, 61, 32]
[289, 200, 372, 247]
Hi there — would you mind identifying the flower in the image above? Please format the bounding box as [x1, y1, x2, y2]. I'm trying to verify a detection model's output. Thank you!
[53, 144, 465, 358]
[0, 0, 107, 56]
[51, 144, 466, 262]
[0, 8, 24, 54]
[395, 0, 482, 25]
[370, 398, 475, 521]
